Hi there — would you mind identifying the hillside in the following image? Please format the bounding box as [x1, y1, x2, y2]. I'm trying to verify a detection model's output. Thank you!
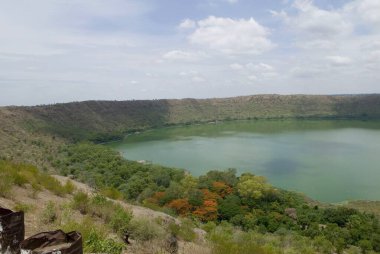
[3, 94, 380, 143]
[0, 161, 210, 254]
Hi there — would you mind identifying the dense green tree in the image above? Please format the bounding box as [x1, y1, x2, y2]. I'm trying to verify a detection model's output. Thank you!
[237, 173, 271, 199]
[198, 168, 238, 189]
[218, 195, 243, 220]
[188, 189, 204, 206]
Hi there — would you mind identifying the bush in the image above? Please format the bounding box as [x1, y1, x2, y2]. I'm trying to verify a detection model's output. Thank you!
[63, 180, 75, 194]
[13, 202, 34, 213]
[89, 194, 113, 221]
[169, 219, 196, 242]
[0, 160, 73, 198]
[62, 217, 124, 254]
[108, 204, 133, 235]
[0, 174, 13, 198]
[38, 174, 67, 196]
[208, 228, 267, 254]
[85, 230, 124, 254]
[72, 191, 90, 214]
[127, 218, 165, 241]
[100, 187, 122, 200]
[40, 201, 57, 224]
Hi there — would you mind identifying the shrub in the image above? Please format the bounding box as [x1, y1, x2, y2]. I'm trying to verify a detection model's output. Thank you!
[0, 174, 13, 198]
[100, 187, 122, 200]
[85, 230, 124, 254]
[13, 173, 28, 186]
[40, 201, 57, 224]
[169, 219, 196, 242]
[13, 202, 34, 213]
[38, 174, 67, 196]
[63, 180, 75, 194]
[108, 204, 133, 235]
[72, 191, 90, 214]
[62, 217, 124, 254]
[126, 218, 165, 241]
[89, 194, 114, 222]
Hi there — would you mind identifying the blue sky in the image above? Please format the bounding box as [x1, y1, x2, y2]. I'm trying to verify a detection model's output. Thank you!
[0, 0, 379, 105]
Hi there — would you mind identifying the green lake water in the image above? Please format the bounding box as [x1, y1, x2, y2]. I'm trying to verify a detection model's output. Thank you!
[107, 120, 380, 203]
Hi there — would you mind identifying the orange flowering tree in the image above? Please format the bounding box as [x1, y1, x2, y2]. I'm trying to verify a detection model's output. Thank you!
[193, 199, 218, 221]
[167, 198, 192, 216]
[211, 181, 233, 198]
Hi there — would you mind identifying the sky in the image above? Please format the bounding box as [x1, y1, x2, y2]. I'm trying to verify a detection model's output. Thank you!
[0, 0, 379, 106]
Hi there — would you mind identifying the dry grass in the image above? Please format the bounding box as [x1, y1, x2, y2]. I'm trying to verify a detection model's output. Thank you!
[0, 174, 211, 254]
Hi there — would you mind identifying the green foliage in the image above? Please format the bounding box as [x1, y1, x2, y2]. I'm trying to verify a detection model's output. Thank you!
[100, 187, 122, 200]
[37, 174, 69, 196]
[218, 195, 243, 220]
[59, 143, 185, 201]
[198, 168, 238, 188]
[188, 189, 204, 206]
[13, 202, 34, 213]
[49, 144, 380, 253]
[323, 207, 358, 226]
[108, 204, 133, 235]
[71, 193, 133, 236]
[40, 201, 57, 224]
[0, 160, 73, 197]
[169, 219, 196, 242]
[72, 191, 90, 214]
[85, 230, 124, 254]
[208, 224, 270, 254]
[19, 95, 380, 145]
[0, 173, 13, 198]
[63, 180, 75, 194]
[237, 173, 272, 199]
[126, 218, 165, 241]
[62, 217, 124, 254]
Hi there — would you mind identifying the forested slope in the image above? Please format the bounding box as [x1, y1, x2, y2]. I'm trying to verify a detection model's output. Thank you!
[4, 94, 380, 142]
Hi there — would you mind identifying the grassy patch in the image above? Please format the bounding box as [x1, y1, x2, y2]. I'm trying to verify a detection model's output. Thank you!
[126, 218, 166, 242]
[40, 201, 57, 224]
[13, 202, 35, 213]
[62, 217, 124, 254]
[0, 160, 73, 197]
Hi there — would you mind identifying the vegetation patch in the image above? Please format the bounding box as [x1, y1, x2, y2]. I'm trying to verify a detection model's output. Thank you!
[54, 143, 380, 253]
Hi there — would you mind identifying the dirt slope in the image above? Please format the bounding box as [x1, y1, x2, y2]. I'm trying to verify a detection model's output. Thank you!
[0, 175, 210, 254]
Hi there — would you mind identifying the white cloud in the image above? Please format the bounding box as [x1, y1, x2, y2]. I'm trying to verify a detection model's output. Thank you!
[367, 50, 380, 63]
[179, 70, 199, 77]
[326, 56, 353, 66]
[272, 0, 355, 51]
[230, 63, 244, 70]
[229, 62, 278, 81]
[246, 63, 274, 72]
[344, 0, 380, 28]
[178, 70, 205, 83]
[188, 16, 275, 55]
[206, 0, 239, 6]
[292, 0, 352, 39]
[192, 76, 206, 82]
[291, 66, 322, 78]
[162, 50, 206, 61]
[179, 19, 196, 29]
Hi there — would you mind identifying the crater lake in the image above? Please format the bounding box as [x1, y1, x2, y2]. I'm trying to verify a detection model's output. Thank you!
[107, 120, 380, 203]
